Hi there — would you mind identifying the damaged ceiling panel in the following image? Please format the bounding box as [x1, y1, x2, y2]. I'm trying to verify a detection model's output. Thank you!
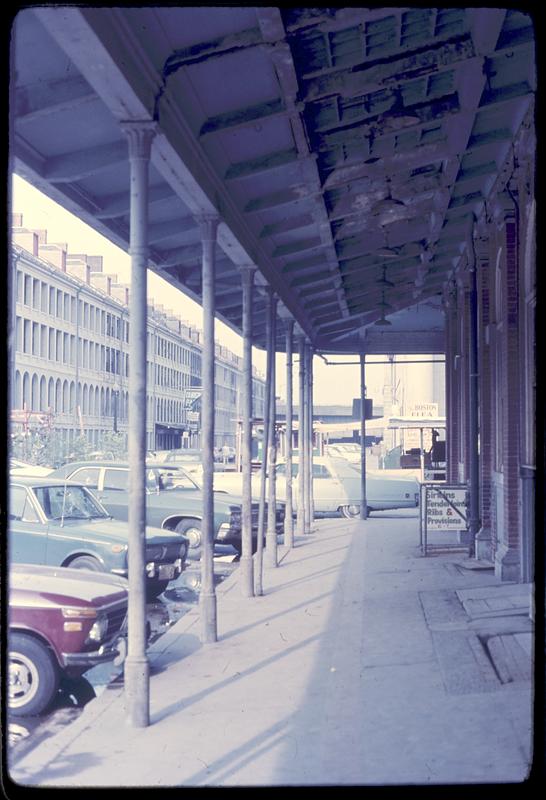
[10, 7, 535, 353]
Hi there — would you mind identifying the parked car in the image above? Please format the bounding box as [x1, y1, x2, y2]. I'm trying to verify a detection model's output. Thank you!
[49, 461, 248, 559]
[212, 454, 419, 518]
[9, 458, 53, 476]
[9, 477, 188, 596]
[8, 563, 128, 716]
[324, 443, 362, 463]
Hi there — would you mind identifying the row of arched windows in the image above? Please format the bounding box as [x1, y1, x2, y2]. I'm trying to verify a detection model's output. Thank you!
[13, 370, 129, 418]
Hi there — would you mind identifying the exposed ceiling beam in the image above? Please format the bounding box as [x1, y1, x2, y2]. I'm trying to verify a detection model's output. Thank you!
[45, 140, 127, 183]
[15, 74, 97, 122]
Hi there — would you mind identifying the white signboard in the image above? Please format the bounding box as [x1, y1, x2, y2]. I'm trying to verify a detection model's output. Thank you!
[404, 402, 438, 450]
[426, 487, 467, 530]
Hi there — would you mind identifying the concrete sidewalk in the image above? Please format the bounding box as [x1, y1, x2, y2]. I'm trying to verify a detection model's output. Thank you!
[8, 511, 534, 786]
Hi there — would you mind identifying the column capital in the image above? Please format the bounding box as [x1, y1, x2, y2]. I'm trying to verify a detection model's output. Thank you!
[196, 214, 220, 242]
[239, 264, 257, 282]
[284, 317, 295, 334]
[120, 120, 157, 158]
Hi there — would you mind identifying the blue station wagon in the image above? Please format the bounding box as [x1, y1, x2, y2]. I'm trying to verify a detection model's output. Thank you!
[9, 477, 189, 597]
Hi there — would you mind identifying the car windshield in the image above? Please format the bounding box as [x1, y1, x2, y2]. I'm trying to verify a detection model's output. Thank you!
[155, 467, 200, 492]
[33, 484, 110, 520]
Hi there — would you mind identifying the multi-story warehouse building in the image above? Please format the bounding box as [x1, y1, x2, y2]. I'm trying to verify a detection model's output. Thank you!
[10, 214, 265, 456]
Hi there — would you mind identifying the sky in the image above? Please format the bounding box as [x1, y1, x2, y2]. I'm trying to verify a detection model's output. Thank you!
[11, 174, 388, 406]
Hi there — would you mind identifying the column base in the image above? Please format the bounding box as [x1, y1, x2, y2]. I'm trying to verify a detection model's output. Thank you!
[494, 542, 521, 582]
[475, 526, 493, 562]
[239, 555, 254, 597]
[199, 591, 217, 642]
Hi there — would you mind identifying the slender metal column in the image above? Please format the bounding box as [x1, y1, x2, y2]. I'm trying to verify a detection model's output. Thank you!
[467, 237, 480, 557]
[307, 343, 315, 526]
[303, 342, 311, 534]
[240, 266, 255, 596]
[120, 119, 156, 728]
[284, 319, 295, 547]
[265, 291, 278, 567]
[198, 214, 219, 642]
[255, 289, 273, 595]
[297, 335, 306, 536]
[359, 354, 368, 520]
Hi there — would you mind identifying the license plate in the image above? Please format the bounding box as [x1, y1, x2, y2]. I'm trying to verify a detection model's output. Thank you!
[158, 564, 176, 580]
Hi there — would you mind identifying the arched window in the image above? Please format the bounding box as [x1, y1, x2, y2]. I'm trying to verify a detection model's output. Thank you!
[48, 378, 54, 410]
[15, 370, 22, 409]
[83, 384, 89, 415]
[39, 376, 47, 411]
[70, 382, 76, 413]
[62, 380, 69, 413]
[55, 379, 61, 412]
[105, 387, 111, 416]
[31, 373, 39, 410]
[22, 372, 30, 409]
[100, 387, 105, 416]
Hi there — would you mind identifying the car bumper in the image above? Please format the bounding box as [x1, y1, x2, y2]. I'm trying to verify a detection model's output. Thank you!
[61, 636, 126, 668]
[112, 558, 185, 581]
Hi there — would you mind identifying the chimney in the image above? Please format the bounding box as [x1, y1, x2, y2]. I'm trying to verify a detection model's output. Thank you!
[12, 228, 39, 256]
[66, 257, 91, 284]
[110, 283, 130, 305]
[90, 272, 112, 295]
[38, 243, 67, 271]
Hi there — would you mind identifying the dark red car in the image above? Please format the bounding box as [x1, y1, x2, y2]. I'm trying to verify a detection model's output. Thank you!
[8, 563, 129, 717]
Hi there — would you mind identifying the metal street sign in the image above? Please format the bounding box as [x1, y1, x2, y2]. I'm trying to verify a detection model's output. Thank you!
[420, 483, 469, 556]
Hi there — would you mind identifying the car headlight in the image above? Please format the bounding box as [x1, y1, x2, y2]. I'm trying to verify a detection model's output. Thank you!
[87, 615, 109, 642]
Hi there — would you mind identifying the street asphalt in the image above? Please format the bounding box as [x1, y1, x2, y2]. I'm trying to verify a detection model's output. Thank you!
[6, 509, 536, 787]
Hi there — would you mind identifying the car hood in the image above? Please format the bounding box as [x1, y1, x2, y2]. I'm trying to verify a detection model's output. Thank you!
[49, 516, 186, 545]
[9, 563, 129, 607]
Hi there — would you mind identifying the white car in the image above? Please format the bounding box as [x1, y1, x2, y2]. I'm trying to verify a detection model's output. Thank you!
[9, 459, 53, 477]
[212, 455, 419, 518]
[324, 443, 362, 463]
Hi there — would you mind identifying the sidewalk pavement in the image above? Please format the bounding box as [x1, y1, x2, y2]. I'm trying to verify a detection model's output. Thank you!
[7, 510, 535, 787]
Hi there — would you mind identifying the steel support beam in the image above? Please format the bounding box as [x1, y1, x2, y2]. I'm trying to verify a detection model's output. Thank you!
[120, 119, 156, 729]
[284, 319, 295, 548]
[240, 265, 256, 596]
[265, 290, 278, 568]
[198, 214, 219, 642]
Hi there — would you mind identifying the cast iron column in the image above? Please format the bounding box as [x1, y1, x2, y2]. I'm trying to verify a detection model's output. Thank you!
[255, 290, 273, 595]
[284, 319, 295, 547]
[265, 290, 278, 567]
[199, 214, 219, 641]
[297, 335, 306, 536]
[359, 353, 368, 520]
[121, 119, 156, 728]
[303, 341, 311, 534]
[240, 266, 256, 596]
[308, 343, 315, 524]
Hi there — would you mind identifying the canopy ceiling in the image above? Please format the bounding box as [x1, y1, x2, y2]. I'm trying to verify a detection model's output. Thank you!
[11, 6, 535, 353]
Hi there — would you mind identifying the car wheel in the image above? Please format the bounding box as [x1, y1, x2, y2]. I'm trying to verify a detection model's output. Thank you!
[67, 555, 104, 572]
[8, 633, 59, 717]
[176, 520, 202, 560]
[146, 579, 170, 599]
[340, 504, 361, 519]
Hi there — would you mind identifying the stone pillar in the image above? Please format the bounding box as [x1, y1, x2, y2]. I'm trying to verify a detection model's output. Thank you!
[493, 193, 522, 581]
[475, 228, 493, 561]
